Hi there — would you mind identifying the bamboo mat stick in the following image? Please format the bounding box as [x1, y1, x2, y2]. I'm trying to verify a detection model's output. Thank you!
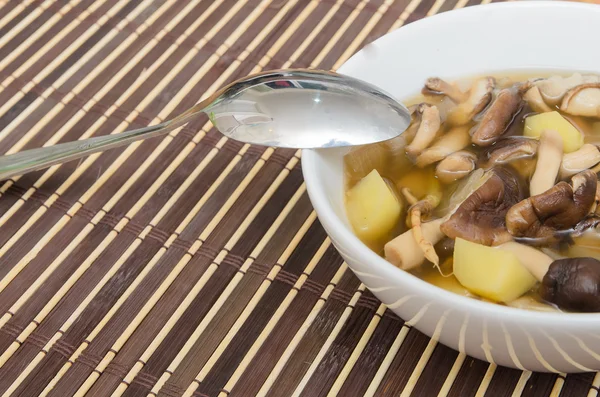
[68, 147, 282, 396]
[0, 0, 255, 299]
[0, 0, 85, 73]
[0, 1, 36, 32]
[218, 238, 334, 396]
[0, 0, 221, 224]
[289, 284, 368, 397]
[25, 0, 312, 390]
[147, 183, 309, 396]
[0, 0, 205, 304]
[34, 137, 244, 397]
[0, 0, 132, 121]
[0, 0, 159, 146]
[157, 0, 400, 394]
[255, 262, 350, 396]
[0, 0, 282, 386]
[0, 0, 62, 52]
[512, 371, 532, 397]
[363, 326, 412, 397]
[154, 0, 429, 395]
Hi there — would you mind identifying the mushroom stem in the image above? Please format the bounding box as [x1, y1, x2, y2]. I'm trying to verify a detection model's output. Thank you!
[529, 129, 563, 196]
[496, 241, 552, 281]
[410, 195, 441, 267]
[523, 86, 554, 113]
[423, 78, 468, 103]
[384, 218, 445, 270]
[401, 188, 419, 206]
[406, 105, 441, 156]
[435, 151, 476, 184]
[560, 144, 600, 179]
[415, 126, 471, 167]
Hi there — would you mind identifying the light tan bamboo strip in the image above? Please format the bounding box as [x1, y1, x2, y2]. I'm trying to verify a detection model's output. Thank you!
[453, 0, 469, 9]
[0, 0, 263, 369]
[184, 224, 316, 388]
[549, 374, 566, 397]
[209, 0, 431, 393]
[0, 0, 275, 356]
[427, 0, 447, 15]
[0, 0, 258, 294]
[436, 353, 466, 397]
[474, 364, 496, 397]
[511, 371, 531, 397]
[35, 139, 248, 397]
[0, 0, 284, 382]
[0, 0, 133, 122]
[40, 144, 269, 396]
[0, 0, 223, 222]
[331, 0, 396, 71]
[288, 284, 367, 397]
[255, 262, 350, 397]
[96, 4, 324, 395]
[0, 0, 85, 73]
[68, 154, 302, 396]
[147, 184, 309, 396]
[588, 373, 600, 397]
[0, 0, 206, 292]
[0, 133, 228, 394]
[0, 0, 61, 52]
[0, 0, 126, 88]
[390, 0, 425, 30]
[71, 151, 299, 397]
[111, 154, 302, 397]
[0, 0, 158, 144]
[217, 238, 333, 396]
[177, 0, 395, 392]
[324, 303, 388, 397]
[0, 0, 177, 151]
[309, 0, 374, 68]
[363, 326, 411, 397]
[400, 311, 451, 397]
[0, 0, 38, 33]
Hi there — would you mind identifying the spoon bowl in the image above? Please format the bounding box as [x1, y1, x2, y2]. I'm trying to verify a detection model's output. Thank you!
[0, 69, 411, 181]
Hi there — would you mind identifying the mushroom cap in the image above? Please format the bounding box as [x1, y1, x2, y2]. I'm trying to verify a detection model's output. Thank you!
[539, 257, 600, 312]
[441, 166, 526, 246]
[560, 82, 600, 118]
[471, 86, 524, 146]
[478, 137, 539, 169]
[506, 170, 598, 238]
[535, 73, 600, 106]
[435, 150, 476, 184]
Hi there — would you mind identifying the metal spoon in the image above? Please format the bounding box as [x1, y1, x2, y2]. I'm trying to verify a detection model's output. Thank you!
[0, 69, 411, 181]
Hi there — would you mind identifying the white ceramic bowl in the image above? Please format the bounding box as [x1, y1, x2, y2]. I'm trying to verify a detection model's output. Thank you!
[302, 1, 600, 373]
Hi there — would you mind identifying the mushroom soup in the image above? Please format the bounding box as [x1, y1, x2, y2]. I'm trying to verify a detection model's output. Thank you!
[344, 72, 600, 313]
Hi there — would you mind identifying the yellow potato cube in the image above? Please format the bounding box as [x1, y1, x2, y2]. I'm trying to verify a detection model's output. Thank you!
[524, 111, 584, 153]
[346, 169, 402, 243]
[453, 238, 537, 303]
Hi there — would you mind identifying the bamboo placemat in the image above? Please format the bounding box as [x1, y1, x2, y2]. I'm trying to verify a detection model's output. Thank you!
[0, 0, 598, 396]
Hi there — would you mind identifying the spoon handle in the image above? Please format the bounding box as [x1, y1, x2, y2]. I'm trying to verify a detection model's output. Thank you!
[0, 103, 207, 181]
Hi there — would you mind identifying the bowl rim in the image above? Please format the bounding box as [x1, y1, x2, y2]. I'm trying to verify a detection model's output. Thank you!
[302, 0, 600, 324]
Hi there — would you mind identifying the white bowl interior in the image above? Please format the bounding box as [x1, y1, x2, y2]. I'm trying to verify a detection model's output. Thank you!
[302, 1, 600, 372]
